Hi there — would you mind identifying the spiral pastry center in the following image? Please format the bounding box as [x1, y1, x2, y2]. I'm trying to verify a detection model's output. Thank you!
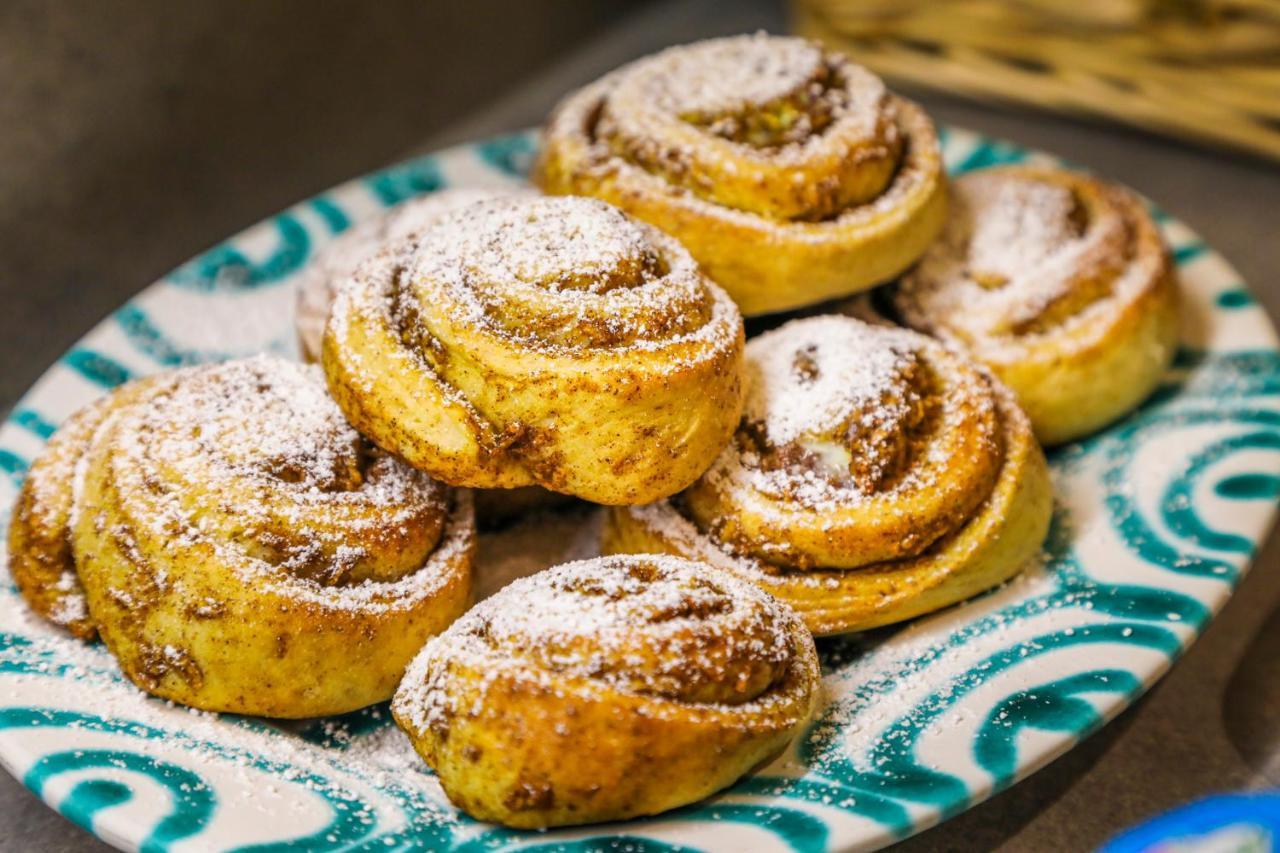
[405, 196, 710, 351]
[652, 36, 837, 147]
[965, 177, 1083, 288]
[435, 197, 662, 293]
[455, 556, 793, 705]
[112, 358, 447, 586]
[684, 317, 1003, 571]
[904, 171, 1132, 341]
[741, 323, 932, 494]
[595, 33, 902, 221]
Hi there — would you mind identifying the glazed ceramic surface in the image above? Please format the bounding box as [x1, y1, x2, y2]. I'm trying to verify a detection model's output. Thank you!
[0, 127, 1275, 852]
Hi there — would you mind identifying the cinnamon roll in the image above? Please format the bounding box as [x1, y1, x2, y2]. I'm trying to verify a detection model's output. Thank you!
[294, 187, 572, 525]
[534, 33, 948, 316]
[604, 316, 1052, 635]
[392, 554, 819, 828]
[890, 165, 1180, 445]
[322, 194, 746, 505]
[10, 356, 474, 717]
[295, 188, 516, 364]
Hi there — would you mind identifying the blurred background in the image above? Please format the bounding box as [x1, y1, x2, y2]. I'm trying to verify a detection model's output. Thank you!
[1, 1, 1277, 851]
[0, 0, 642, 408]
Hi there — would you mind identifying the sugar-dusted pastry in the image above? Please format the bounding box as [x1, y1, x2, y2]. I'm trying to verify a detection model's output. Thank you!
[295, 187, 517, 363]
[534, 33, 947, 316]
[392, 554, 819, 828]
[891, 165, 1180, 445]
[604, 316, 1052, 635]
[322, 194, 746, 505]
[294, 188, 574, 525]
[7, 377, 161, 640]
[8, 356, 474, 717]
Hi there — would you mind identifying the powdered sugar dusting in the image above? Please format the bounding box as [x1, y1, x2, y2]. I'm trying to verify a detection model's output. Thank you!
[639, 34, 827, 122]
[323, 194, 744, 504]
[295, 188, 517, 360]
[48, 571, 88, 626]
[897, 168, 1160, 358]
[682, 316, 1003, 570]
[708, 315, 980, 508]
[605, 32, 887, 161]
[422, 196, 658, 296]
[330, 194, 740, 369]
[394, 554, 811, 734]
[745, 315, 921, 449]
[87, 356, 470, 611]
[966, 177, 1079, 283]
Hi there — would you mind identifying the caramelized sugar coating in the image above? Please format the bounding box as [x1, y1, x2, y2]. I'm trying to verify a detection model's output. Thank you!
[604, 316, 1052, 635]
[322, 195, 745, 505]
[9, 357, 474, 717]
[392, 555, 819, 828]
[534, 33, 948, 315]
[891, 165, 1180, 445]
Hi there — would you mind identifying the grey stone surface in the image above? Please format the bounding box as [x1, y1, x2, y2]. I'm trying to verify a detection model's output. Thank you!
[1, 0, 1277, 850]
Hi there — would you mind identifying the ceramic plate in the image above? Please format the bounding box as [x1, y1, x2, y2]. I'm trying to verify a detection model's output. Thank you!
[0, 127, 1276, 853]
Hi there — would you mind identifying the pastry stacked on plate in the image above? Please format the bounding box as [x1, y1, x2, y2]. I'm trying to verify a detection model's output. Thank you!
[8, 33, 1180, 830]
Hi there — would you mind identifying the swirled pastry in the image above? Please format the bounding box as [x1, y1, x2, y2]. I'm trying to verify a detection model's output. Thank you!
[292, 186, 569, 525]
[7, 378, 160, 640]
[604, 316, 1052, 635]
[9, 356, 474, 717]
[322, 194, 746, 505]
[392, 554, 819, 828]
[891, 165, 1180, 445]
[534, 33, 948, 316]
[295, 188, 516, 363]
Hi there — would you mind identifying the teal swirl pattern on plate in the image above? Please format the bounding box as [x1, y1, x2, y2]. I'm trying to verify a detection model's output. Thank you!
[0, 126, 1276, 852]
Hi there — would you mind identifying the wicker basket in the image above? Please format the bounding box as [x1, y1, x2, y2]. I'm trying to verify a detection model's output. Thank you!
[794, 0, 1280, 161]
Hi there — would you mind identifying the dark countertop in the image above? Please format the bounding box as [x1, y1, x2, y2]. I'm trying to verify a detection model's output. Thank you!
[1, 0, 1277, 849]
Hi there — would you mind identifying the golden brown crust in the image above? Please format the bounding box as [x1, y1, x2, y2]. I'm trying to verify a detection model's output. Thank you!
[7, 381, 151, 640]
[322, 195, 746, 505]
[601, 315, 1052, 635]
[533, 34, 948, 316]
[392, 555, 819, 828]
[890, 165, 1180, 445]
[19, 357, 474, 717]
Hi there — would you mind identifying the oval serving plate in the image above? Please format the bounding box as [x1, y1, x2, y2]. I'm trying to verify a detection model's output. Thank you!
[0, 127, 1277, 853]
